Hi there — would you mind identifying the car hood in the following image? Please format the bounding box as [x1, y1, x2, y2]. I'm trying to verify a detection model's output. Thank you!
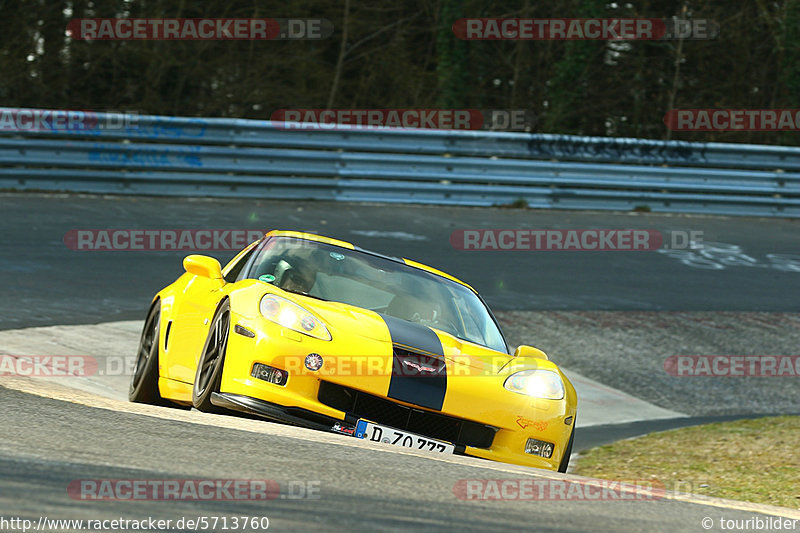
[307, 299, 394, 342]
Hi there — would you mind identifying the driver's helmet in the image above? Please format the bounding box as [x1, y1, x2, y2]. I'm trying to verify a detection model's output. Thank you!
[273, 253, 317, 294]
[281, 265, 316, 293]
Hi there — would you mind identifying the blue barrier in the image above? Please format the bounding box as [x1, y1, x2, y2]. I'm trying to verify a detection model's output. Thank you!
[1, 108, 799, 217]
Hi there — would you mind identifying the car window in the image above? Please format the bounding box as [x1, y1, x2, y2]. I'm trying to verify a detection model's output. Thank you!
[224, 243, 259, 283]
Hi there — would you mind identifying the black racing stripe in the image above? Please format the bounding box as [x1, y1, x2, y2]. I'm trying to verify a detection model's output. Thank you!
[381, 314, 447, 411]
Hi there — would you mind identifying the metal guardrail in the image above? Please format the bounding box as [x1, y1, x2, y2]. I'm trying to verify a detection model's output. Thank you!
[1, 109, 799, 217]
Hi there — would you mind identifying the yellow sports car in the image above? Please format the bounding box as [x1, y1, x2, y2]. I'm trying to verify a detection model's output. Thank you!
[129, 230, 577, 471]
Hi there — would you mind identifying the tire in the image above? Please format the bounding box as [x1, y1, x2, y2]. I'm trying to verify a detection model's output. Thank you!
[129, 302, 164, 404]
[192, 299, 231, 412]
[558, 426, 575, 473]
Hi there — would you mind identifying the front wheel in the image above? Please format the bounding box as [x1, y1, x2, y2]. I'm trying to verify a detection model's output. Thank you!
[558, 427, 575, 473]
[129, 302, 163, 404]
[192, 300, 231, 412]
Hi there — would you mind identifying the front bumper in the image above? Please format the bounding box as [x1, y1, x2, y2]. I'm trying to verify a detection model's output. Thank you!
[219, 312, 576, 471]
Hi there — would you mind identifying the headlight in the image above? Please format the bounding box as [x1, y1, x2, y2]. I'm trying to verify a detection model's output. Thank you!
[503, 369, 564, 400]
[259, 294, 332, 341]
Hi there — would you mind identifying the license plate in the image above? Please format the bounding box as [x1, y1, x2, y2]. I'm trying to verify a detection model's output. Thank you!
[355, 420, 455, 454]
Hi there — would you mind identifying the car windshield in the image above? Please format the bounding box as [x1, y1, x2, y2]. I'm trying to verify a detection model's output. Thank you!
[246, 236, 507, 353]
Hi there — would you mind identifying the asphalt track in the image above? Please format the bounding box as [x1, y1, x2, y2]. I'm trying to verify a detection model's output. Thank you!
[1, 193, 799, 330]
[2, 381, 798, 533]
[2, 192, 799, 531]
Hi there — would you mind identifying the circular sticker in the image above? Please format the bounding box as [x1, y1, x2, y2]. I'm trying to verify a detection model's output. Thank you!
[259, 274, 276, 283]
[305, 353, 324, 371]
[330, 252, 345, 261]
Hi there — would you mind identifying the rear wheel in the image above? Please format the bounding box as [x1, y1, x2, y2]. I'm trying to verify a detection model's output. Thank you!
[129, 302, 163, 404]
[558, 427, 575, 473]
[192, 300, 231, 412]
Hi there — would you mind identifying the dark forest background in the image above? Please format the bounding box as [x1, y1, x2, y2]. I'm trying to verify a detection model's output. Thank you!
[1, 0, 799, 144]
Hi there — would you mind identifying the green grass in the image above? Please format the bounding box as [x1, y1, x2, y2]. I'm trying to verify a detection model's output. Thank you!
[573, 416, 800, 509]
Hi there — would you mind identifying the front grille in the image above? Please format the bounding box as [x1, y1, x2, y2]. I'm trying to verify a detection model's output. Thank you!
[318, 381, 496, 449]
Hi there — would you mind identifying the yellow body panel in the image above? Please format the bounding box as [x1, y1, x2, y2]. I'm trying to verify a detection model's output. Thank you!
[148, 231, 578, 471]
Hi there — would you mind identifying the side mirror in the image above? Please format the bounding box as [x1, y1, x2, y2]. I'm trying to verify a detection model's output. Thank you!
[514, 345, 549, 360]
[183, 255, 223, 280]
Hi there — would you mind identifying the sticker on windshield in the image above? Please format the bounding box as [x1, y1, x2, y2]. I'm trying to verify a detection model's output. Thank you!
[259, 274, 276, 283]
[330, 252, 345, 261]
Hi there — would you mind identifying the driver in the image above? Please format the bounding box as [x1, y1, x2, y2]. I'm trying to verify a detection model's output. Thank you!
[271, 252, 318, 294]
[281, 266, 316, 294]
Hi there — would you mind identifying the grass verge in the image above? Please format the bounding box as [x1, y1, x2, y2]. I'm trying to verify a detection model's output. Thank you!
[573, 416, 800, 509]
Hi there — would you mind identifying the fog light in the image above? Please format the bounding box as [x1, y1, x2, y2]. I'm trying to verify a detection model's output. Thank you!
[251, 363, 288, 386]
[525, 438, 554, 458]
